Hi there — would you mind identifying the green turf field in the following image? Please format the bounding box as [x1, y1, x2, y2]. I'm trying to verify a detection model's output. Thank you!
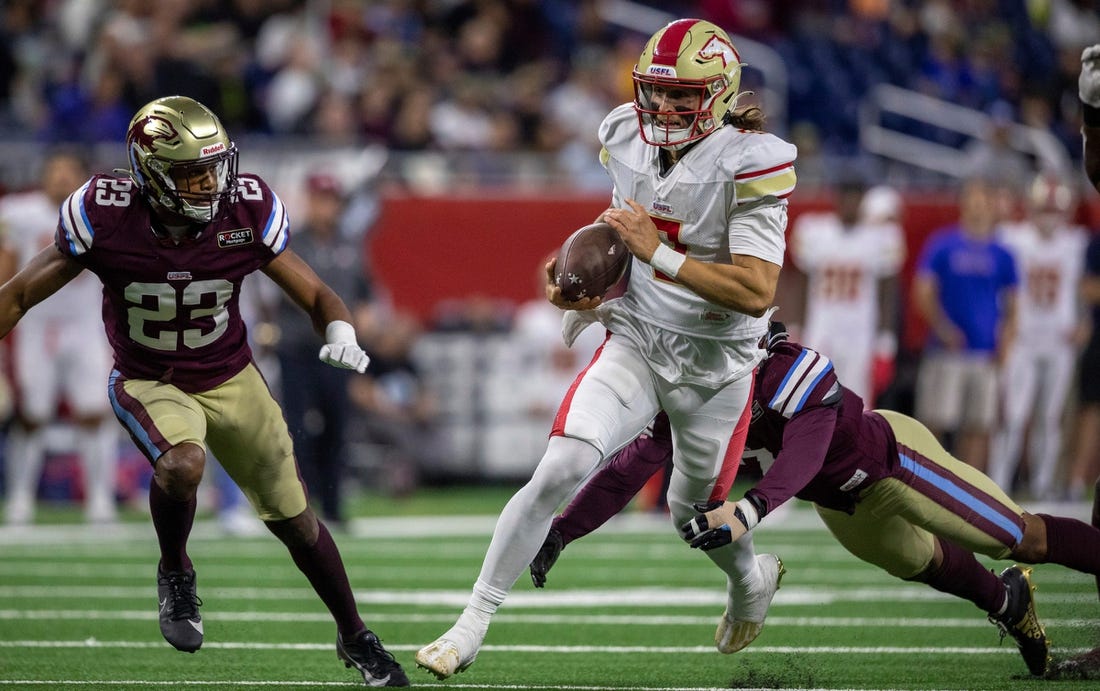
[2, 485, 1099, 690]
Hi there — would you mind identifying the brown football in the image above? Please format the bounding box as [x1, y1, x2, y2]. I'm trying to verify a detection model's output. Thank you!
[554, 221, 631, 301]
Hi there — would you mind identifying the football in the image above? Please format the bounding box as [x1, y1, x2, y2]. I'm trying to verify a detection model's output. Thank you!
[554, 221, 631, 301]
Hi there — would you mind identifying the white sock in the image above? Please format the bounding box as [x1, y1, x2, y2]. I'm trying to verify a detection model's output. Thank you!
[5, 427, 46, 519]
[455, 436, 600, 637]
[77, 421, 118, 520]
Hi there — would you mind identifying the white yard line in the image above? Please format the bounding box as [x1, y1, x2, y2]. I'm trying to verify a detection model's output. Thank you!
[1, 608, 1098, 629]
[3, 639, 1091, 656]
[0, 584, 1094, 607]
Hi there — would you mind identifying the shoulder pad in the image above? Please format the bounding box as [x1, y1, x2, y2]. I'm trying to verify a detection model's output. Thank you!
[598, 103, 641, 154]
[235, 174, 289, 254]
[58, 174, 134, 257]
[761, 342, 838, 418]
[725, 131, 797, 204]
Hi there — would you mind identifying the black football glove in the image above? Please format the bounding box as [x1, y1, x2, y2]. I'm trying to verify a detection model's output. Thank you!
[678, 500, 735, 551]
[530, 528, 564, 588]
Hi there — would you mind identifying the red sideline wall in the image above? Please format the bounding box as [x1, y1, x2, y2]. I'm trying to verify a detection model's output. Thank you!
[368, 192, 1100, 352]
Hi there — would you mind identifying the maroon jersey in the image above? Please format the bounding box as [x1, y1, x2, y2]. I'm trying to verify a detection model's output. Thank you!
[56, 173, 289, 392]
[742, 340, 897, 516]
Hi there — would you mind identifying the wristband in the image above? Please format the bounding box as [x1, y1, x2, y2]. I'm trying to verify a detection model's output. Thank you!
[1084, 103, 1100, 128]
[324, 320, 356, 344]
[732, 497, 760, 531]
[650, 243, 686, 278]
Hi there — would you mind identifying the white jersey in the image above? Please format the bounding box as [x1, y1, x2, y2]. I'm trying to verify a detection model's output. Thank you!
[0, 190, 103, 322]
[791, 212, 905, 351]
[998, 221, 1086, 350]
[592, 103, 796, 386]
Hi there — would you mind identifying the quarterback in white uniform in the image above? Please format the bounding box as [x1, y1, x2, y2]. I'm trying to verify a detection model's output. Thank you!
[989, 173, 1087, 499]
[790, 181, 905, 404]
[1, 150, 117, 524]
[417, 18, 796, 679]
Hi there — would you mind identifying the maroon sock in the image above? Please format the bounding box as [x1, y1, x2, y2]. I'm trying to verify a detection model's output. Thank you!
[149, 480, 195, 573]
[915, 538, 1005, 614]
[285, 521, 364, 638]
[554, 424, 671, 545]
[1038, 513, 1100, 576]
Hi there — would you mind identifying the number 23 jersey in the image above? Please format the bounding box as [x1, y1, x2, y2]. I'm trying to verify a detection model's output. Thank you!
[55, 173, 289, 393]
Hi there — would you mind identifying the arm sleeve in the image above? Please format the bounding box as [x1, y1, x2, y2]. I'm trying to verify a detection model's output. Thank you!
[744, 404, 838, 517]
[728, 199, 788, 266]
[55, 179, 96, 259]
[728, 135, 796, 266]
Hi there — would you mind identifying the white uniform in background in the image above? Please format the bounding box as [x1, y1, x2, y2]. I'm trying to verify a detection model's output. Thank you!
[990, 220, 1086, 499]
[790, 212, 905, 403]
[1, 189, 117, 524]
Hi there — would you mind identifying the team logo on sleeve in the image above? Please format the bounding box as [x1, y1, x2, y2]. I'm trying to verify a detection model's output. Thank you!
[217, 227, 254, 248]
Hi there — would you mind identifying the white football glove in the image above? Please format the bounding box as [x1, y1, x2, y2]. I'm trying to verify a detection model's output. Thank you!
[318, 320, 370, 373]
[1081, 44, 1100, 108]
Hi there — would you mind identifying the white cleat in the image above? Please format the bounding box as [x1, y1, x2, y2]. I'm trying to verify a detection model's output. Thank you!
[715, 553, 785, 653]
[415, 629, 480, 680]
[4, 496, 33, 526]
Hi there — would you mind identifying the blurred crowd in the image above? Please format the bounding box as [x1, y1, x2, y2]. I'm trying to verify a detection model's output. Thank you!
[0, 0, 1096, 173]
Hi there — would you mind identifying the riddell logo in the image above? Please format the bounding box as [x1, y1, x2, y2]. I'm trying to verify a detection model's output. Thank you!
[217, 228, 254, 248]
[201, 143, 225, 156]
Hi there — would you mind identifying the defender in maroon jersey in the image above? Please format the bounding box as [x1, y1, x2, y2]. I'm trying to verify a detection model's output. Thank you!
[532, 323, 1100, 678]
[0, 96, 407, 687]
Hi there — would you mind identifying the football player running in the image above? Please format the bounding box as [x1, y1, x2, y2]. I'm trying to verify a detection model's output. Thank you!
[532, 322, 1100, 678]
[416, 18, 796, 679]
[0, 96, 408, 687]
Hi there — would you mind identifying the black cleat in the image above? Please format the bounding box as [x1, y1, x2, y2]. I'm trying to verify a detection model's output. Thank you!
[338, 629, 410, 687]
[530, 528, 564, 588]
[988, 565, 1050, 676]
[156, 566, 203, 653]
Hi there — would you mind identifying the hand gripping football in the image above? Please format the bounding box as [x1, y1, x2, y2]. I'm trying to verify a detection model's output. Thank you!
[554, 221, 631, 301]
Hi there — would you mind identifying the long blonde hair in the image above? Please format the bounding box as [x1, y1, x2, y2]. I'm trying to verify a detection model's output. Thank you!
[727, 104, 766, 132]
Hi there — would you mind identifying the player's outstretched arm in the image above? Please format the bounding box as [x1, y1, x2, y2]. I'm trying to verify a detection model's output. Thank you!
[0, 245, 82, 338]
[262, 249, 370, 373]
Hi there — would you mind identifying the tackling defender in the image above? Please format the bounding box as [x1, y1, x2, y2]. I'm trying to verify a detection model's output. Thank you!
[416, 18, 796, 679]
[0, 96, 408, 687]
[532, 323, 1100, 678]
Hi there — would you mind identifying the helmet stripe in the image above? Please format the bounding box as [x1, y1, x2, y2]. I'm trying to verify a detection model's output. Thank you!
[652, 19, 698, 66]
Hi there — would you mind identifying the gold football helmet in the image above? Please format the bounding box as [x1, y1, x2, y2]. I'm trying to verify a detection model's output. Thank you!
[126, 96, 238, 223]
[633, 18, 743, 148]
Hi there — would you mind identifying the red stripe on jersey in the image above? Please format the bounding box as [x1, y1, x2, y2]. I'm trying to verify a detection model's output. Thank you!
[708, 370, 756, 502]
[652, 19, 697, 66]
[550, 332, 611, 438]
[735, 160, 795, 180]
